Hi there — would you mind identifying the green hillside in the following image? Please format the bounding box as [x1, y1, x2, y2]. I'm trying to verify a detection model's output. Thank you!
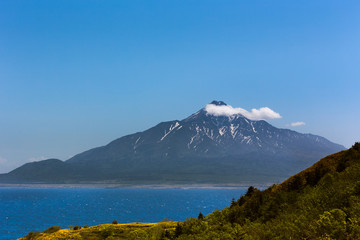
[175, 142, 360, 239]
[21, 143, 360, 239]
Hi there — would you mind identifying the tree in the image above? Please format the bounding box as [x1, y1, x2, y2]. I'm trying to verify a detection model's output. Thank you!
[230, 198, 236, 207]
[245, 186, 256, 197]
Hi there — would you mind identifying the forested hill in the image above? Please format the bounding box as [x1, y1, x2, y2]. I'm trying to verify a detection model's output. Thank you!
[175, 142, 360, 239]
[22, 143, 360, 239]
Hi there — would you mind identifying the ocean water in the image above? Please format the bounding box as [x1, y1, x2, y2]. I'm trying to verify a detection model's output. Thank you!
[0, 187, 246, 240]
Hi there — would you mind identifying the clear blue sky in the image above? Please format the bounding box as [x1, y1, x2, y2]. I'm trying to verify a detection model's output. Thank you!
[0, 1, 359, 173]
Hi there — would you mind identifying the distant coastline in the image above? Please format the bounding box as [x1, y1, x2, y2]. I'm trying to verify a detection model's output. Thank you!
[0, 183, 272, 189]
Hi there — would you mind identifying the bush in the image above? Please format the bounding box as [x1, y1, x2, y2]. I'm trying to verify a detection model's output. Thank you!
[73, 226, 81, 230]
[112, 220, 118, 224]
[43, 226, 61, 234]
[174, 223, 183, 237]
[315, 209, 347, 239]
[100, 225, 115, 238]
[24, 231, 41, 240]
[83, 224, 89, 228]
[245, 186, 256, 197]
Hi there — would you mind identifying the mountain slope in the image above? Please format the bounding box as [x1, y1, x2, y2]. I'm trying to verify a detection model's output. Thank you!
[3, 159, 72, 183]
[174, 142, 360, 239]
[0, 101, 345, 184]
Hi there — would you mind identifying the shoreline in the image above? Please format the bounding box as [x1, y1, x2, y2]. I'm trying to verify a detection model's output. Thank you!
[0, 182, 273, 189]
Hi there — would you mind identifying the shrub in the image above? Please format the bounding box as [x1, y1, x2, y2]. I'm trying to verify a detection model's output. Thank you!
[112, 220, 118, 224]
[24, 231, 41, 240]
[83, 224, 89, 228]
[100, 225, 115, 238]
[315, 209, 347, 239]
[43, 226, 61, 234]
[174, 223, 183, 237]
[245, 186, 256, 197]
[353, 181, 360, 195]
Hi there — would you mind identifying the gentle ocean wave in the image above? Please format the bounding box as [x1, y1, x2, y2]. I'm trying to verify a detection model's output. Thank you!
[0, 188, 246, 240]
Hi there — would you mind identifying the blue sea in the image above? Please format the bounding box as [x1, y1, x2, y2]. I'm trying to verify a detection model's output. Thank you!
[0, 187, 246, 240]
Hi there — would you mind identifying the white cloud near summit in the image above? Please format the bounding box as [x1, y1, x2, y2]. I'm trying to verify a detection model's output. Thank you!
[205, 104, 282, 120]
[289, 121, 306, 127]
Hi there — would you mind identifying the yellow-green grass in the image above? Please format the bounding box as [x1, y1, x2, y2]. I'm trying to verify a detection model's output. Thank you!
[20, 221, 178, 240]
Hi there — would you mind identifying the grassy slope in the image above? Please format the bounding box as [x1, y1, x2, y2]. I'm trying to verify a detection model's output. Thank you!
[21, 143, 360, 239]
[20, 222, 177, 240]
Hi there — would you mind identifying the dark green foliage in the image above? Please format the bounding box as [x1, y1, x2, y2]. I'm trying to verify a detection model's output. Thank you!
[352, 142, 360, 150]
[43, 225, 61, 234]
[245, 186, 256, 197]
[237, 195, 246, 206]
[230, 198, 236, 207]
[95, 225, 117, 238]
[354, 181, 360, 195]
[112, 220, 118, 224]
[174, 223, 183, 237]
[197, 212, 204, 220]
[173, 143, 360, 239]
[73, 226, 80, 230]
[83, 224, 89, 228]
[23, 231, 40, 240]
[160, 229, 173, 240]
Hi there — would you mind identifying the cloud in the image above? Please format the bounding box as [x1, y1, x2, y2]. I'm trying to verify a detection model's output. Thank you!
[205, 104, 282, 120]
[288, 121, 306, 127]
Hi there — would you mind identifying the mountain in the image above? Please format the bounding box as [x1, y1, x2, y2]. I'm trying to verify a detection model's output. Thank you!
[0, 101, 345, 184]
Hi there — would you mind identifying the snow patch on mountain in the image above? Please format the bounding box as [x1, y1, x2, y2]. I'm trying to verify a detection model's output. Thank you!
[160, 122, 181, 141]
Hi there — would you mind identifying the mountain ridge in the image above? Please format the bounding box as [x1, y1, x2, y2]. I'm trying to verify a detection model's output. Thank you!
[0, 101, 345, 184]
